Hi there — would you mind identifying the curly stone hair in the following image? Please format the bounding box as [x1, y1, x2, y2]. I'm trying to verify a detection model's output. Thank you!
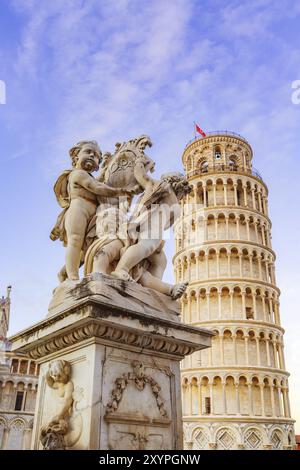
[69, 140, 102, 168]
[161, 172, 193, 198]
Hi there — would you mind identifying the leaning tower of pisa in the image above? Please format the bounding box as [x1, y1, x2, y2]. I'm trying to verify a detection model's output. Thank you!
[174, 131, 295, 450]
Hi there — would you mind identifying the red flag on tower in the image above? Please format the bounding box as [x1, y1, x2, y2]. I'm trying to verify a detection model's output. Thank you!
[195, 123, 206, 137]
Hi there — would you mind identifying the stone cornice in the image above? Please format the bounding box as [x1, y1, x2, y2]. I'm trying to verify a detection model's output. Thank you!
[182, 416, 295, 424]
[184, 278, 280, 295]
[187, 170, 268, 192]
[182, 319, 285, 334]
[177, 204, 272, 227]
[10, 300, 213, 361]
[173, 240, 276, 263]
[181, 366, 290, 376]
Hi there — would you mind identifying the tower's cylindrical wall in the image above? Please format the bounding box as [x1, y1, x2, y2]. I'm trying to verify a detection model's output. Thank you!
[175, 132, 295, 450]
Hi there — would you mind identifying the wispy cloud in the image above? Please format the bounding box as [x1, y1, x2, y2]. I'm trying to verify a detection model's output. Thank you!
[1, 0, 300, 431]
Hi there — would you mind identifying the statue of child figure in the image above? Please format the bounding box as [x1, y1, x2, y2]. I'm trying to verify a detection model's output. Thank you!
[50, 140, 132, 281]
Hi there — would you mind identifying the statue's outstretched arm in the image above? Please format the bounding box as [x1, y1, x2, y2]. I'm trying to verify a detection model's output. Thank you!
[75, 171, 128, 197]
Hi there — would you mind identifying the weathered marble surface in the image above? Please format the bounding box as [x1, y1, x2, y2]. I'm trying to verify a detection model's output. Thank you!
[10, 276, 213, 450]
[48, 273, 181, 319]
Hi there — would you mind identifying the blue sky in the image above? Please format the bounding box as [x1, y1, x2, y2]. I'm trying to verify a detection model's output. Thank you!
[0, 0, 300, 431]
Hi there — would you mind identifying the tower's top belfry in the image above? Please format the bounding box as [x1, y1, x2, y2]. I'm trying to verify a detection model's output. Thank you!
[182, 131, 254, 176]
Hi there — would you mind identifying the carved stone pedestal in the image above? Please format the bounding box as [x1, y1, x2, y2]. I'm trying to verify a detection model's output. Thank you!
[10, 274, 213, 450]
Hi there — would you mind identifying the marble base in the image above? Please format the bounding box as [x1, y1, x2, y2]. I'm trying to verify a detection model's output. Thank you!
[10, 274, 213, 450]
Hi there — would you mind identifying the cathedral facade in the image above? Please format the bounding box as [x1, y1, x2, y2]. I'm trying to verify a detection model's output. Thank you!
[174, 131, 295, 450]
[0, 287, 38, 449]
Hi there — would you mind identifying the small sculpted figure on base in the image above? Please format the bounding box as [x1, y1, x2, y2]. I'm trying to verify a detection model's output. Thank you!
[51, 135, 192, 301]
[40, 360, 74, 450]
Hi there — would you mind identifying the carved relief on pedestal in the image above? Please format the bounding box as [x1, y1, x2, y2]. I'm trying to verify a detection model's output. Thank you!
[40, 360, 83, 450]
[105, 361, 172, 450]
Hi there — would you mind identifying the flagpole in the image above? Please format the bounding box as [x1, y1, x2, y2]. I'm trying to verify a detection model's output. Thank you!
[193, 121, 196, 140]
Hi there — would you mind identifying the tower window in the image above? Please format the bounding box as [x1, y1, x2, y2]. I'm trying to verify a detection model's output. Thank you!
[11, 359, 18, 373]
[14, 391, 24, 411]
[246, 307, 254, 319]
[204, 397, 211, 414]
[214, 146, 221, 160]
[200, 161, 208, 173]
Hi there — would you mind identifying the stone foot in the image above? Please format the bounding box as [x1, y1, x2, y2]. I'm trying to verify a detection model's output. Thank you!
[171, 282, 188, 300]
[111, 270, 134, 282]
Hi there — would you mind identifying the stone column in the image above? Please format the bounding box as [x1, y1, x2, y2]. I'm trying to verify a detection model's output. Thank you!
[239, 254, 243, 277]
[248, 382, 254, 415]
[215, 218, 218, 239]
[266, 338, 271, 366]
[246, 218, 250, 241]
[225, 216, 229, 239]
[262, 294, 267, 322]
[220, 335, 224, 365]
[216, 253, 220, 278]
[206, 293, 210, 320]
[227, 251, 231, 276]
[205, 255, 209, 278]
[260, 384, 265, 416]
[233, 184, 238, 206]
[218, 291, 222, 319]
[245, 336, 249, 365]
[197, 382, 202, 416]
[222, 381, 227, 415]
[254, 222, 258, 242]
[230, 292, 234, 318]
[189, 383, 193, 416]
[203, 185, 207, 207]
[209, 383, 214, 415]
[256, 338, 261, 365]
[252, 292, 257, 320]
[196, 256, 200, 279]
[224, 183, 228, 206]
[270, 384, 275, 417]
[196, 294, 200, 322]
[268, 297, 273, 323]
[274, 301, 280, 325]
[232, 334, 237, 364]
[251, 188, 256, 209]
[258, 256, 262, 280]
[286, 389, 292, 418]
[23, 427, 33, 450]
[280, 343, 286, 370]
[258, 192, 263, 213]
[261, 227, 266, 245]
[236, 216, 240, 239]
[278, 387, 283, 417]
[241, 291, 246, 319]
[243, 186, 248, 206]
[1, 427, 9, 450]
[273, 341, 279, 369]
[235, 384, 240, 414]
[213, 183, 217, 206]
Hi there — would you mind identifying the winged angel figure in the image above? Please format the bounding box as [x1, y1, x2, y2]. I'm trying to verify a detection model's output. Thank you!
[51, 136, 191, 300]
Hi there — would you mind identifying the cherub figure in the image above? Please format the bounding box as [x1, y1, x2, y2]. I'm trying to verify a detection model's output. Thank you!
[84, 206, 128, 275]
[50, 140, 132, 281]
[40, 360, 74, 450]
[112, 170, 192, 299]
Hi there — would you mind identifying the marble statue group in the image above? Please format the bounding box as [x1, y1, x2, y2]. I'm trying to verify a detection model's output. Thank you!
[50, 136, 192, 300]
